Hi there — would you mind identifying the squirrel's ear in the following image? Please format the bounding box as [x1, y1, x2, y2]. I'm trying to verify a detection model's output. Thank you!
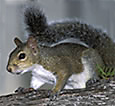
[14, 37, 23, 46]
[27, 36, 38, 55]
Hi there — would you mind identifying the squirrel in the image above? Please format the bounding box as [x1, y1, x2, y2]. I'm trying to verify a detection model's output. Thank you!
[6, 5, 115, 96]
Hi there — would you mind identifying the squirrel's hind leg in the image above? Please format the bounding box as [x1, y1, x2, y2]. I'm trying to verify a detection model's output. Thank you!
[81, 48, 104, 87]
[65, 48, 104, 89]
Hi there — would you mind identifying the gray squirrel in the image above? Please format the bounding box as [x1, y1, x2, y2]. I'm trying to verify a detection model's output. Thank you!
[7, 5, 115, 97]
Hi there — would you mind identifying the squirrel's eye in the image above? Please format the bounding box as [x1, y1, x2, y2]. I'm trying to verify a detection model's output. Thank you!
[18, 53, 26, 60]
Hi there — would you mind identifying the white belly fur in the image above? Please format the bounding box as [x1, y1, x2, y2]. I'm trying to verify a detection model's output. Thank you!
[30, 62, 93, 90]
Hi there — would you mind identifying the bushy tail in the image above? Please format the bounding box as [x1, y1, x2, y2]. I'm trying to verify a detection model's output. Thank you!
[24, 5, 48, 34]
[24, 4, 113, 49]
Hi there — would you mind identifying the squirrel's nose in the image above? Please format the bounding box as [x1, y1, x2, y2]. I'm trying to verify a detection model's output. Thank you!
[7, 65, 12, 73]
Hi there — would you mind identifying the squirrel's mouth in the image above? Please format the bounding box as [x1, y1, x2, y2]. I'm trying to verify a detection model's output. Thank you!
[14, 70, 24, 75]
[8, 68, 30, 75]
[7, 64, 18, 74]
[16, 69, 30, 75]
[7, 64, 26, 75]
[7, 64, 35, 75]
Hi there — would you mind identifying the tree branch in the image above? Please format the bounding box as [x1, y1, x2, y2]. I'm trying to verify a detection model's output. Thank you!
[0, 79, 115, 106]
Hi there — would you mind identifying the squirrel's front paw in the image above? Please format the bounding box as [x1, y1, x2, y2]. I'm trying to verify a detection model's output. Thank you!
[86, 78, 99, 88]
[15, 87, 34, 94]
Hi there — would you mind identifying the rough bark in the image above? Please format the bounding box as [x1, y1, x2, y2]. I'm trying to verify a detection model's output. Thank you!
[0, 79, 115, 106]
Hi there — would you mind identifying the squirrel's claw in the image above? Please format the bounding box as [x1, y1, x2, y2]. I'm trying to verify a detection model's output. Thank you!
[15, 87, 34, 94]
[86, 78, 99, 88]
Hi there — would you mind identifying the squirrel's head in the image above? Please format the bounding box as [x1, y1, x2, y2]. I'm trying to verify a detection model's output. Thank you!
[6, 36, 39, 75]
